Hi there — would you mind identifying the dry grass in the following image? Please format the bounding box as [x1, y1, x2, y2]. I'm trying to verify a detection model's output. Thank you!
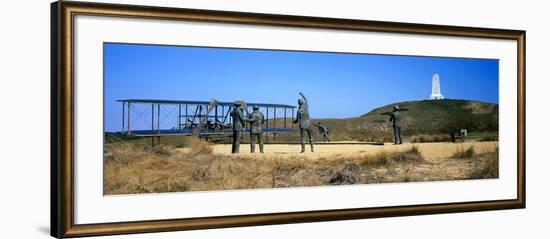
[468, 148, 499, 179]
[104, 140, 498, 195]
[452, 145, 476, 158]
[411, 134, 451, 143]
[478, 135, 499, 142]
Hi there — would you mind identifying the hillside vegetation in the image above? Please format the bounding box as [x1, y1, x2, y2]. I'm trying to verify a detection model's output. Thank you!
[275, 99, 498, 142]
[360, 99, 498, 135]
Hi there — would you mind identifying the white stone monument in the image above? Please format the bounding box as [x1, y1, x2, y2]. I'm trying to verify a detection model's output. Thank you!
[429, 72, 444, 100]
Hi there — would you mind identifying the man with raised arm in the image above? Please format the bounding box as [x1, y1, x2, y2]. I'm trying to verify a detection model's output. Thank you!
[293, 92, 314, 153]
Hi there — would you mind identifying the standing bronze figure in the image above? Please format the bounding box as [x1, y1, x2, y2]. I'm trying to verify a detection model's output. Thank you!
[293, 92, 314, 152]
[381, 105, 408, 145]
[248, 105, 265, 153]
[230, 101, 247, 153]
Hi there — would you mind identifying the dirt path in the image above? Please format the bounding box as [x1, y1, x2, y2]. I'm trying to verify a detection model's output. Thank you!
[210, 141, 498, 161]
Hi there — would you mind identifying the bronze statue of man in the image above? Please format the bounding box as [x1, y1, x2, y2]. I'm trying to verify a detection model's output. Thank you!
[230, 101, 247, 153]
[248, 105, 265, 153]
[389, 105, 404, 144]
[293, 92, 314, 153]
[381, 105, 408, 145]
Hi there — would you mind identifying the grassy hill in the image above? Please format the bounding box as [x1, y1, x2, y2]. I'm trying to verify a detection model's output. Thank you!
[275, 99, 498, 142]
[359, 99, 498, 135]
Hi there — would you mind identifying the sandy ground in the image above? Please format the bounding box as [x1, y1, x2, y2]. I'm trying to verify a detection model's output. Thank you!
[211, 141, 499, 161]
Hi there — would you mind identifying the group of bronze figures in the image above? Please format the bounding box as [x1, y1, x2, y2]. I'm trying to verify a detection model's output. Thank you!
[231, 92, 331, 154]
[230, 103, 266, 153]
[230, 92, 406, 154]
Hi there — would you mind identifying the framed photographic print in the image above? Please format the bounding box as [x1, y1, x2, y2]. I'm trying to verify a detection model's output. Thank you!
[51, 1, 526, 238]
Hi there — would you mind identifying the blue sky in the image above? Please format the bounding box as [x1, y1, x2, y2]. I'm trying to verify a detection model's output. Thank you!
[104, 43, 498, 132]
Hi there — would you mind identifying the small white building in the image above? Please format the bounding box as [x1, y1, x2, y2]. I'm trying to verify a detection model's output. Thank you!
[430, 72, 445, 100]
